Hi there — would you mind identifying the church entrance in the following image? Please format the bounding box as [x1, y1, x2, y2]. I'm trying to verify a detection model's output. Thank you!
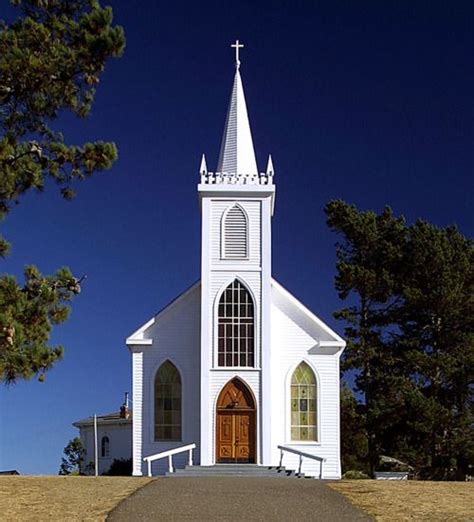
[216, 378, 256, 463]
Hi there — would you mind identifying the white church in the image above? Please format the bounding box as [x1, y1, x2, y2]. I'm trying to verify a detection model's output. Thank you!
[76, 43, 346, 479]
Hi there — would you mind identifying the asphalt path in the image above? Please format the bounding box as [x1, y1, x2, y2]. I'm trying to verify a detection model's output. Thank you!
[107, 477, 372, 521]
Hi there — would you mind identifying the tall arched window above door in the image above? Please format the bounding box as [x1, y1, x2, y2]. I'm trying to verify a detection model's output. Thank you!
[218, 280, 254, 367]
[222, 204, 248, 259]
[154, 360, 181, 441]
[290, 361, 317, 441]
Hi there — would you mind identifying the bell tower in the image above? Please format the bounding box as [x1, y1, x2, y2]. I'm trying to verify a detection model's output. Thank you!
[198, 43, 276, 466]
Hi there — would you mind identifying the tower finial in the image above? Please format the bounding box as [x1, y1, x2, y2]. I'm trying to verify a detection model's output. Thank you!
[200, 153, 208, 175]
[231, 39, 244, 69]
[266, 154, 274, 176]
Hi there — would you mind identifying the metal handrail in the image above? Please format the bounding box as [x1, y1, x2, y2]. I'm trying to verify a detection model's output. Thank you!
[143, 443, 196, 477]
[277, 445, 326, 479]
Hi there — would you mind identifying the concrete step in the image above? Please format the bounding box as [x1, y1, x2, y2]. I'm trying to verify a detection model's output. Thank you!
[167, 465, 305, 479]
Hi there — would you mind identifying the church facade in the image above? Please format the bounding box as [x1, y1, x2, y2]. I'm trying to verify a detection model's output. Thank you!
[126, 53, 345, 479]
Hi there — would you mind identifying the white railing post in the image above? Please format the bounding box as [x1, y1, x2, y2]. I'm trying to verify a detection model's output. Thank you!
[143, 443, 196, 475]
[188, 448, 193, 467]
[277, 445, 326, 479]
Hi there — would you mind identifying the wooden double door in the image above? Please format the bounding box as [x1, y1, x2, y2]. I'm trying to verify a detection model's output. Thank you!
[216, 378, 256, 463]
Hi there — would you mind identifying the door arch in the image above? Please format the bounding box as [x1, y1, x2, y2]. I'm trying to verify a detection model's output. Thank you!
[216, 378, 256, 463]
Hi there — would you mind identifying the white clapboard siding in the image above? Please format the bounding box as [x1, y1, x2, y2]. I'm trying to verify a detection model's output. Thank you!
[139, 284, 201, 476]
[270, 300, 342, 479]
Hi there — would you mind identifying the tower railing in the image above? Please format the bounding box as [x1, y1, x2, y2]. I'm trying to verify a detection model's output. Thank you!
[200, 172, 273, 185]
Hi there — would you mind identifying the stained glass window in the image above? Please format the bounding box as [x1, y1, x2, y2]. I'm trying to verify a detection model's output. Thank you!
[154, 360, 181, 441]
[290, 361, 317, 441]
[218, 280, 254, 367]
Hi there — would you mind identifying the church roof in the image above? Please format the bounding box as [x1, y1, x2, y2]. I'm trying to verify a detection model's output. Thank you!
[216, 67, 258, 175]
[73, 411, 132, 427]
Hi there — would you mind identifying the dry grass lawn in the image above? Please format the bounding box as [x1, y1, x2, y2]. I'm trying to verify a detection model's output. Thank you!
[330, 480, 474, 521]
[0, 476, 152, 521]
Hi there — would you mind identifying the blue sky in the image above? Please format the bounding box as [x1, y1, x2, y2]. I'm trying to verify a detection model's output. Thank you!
[1, 1, 472, 475]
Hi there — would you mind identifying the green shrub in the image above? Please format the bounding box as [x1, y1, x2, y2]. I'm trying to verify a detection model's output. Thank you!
[342, 470, 370, 479]
[103, 458, 133, 476]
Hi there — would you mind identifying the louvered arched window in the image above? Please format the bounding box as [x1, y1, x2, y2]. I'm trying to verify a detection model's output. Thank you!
[218, 280, 254, 367]
[154, 360, 181, 441]
[223, 205, 248, 259]
[290, 362, 317, 441]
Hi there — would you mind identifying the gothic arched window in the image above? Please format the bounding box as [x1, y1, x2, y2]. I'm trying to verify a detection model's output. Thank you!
[154, 360, 181, 441]
[101, 436, 110, 458]
[290, 362, 317, 441]
[218, 280, 254, 367]
[223, 205, 248, 259]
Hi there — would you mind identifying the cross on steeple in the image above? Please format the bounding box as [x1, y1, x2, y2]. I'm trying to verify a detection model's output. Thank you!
[231, 39, 244, 69]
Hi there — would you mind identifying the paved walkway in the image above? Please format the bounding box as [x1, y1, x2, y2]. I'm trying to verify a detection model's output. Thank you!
[107, 477, 372, 521]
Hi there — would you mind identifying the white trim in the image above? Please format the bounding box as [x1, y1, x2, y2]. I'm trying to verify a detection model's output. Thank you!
[132, 351, 143, 476]
[284, 359, 322, 445]
[210, 367, 261, 371]
[211, 265, 261, 272]
[126, 317, 155, 344]
[260, 196, 273, 465]
[200, 197, 211, 465]
[197, 186, 276, 216]
[128, 339, 153, 346]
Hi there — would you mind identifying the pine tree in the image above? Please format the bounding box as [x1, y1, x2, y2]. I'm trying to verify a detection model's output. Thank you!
[397, 222, 474, 478]
[326, 200, 474, 478]
[0, 1, 125, 383]
[340, 384, 368, 473]
[59, 437, 85, 475]
[325, 199, 407, 474]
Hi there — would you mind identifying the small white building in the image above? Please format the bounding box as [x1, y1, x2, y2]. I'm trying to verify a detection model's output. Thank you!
[126, 49, 346, 478]
[73, 399, 132, 475]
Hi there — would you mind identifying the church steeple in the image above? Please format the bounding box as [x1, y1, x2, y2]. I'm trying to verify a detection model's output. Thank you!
[200, 41, 274, 189]
[216, 67, 258, 175]
[198, 42, 276, 467]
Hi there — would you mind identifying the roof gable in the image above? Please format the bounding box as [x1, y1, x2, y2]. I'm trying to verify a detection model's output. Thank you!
[271, 278, 345, 351]
[126, 278, 344, 353]
[126, 281, 200, 348]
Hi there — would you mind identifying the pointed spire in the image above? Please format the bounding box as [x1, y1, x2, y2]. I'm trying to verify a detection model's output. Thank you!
[200, 153, 208, 175]
[217, 54, 258, 175]
[266, 154, 274, 176]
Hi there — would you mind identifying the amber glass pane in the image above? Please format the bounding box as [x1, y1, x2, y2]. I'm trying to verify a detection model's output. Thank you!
[290, 362, 317, 442]
[155, 361, 181, 441]
[291, 361, 315, 385]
